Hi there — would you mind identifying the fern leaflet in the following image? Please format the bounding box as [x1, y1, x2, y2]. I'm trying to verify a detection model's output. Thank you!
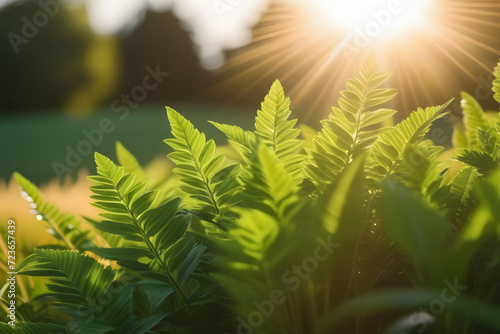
[240, 144, 300, 219]
[367, 101, 452, 183]
[164, 107, 239, 217]
[305, 52, 397, 192]
[444, 166, 479, 226]
[460, 92, 490, 149]
[493, 60, 500, 104]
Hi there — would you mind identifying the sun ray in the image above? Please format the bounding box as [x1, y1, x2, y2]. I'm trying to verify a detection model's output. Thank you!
[208, 0, 500, 122]
[436, 32, 495, 73]
[442, 25, 500, 55]
[444, 13, 500, 29]
[431, 40, 480, 83]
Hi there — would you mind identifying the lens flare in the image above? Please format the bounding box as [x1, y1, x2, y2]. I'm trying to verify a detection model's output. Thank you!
[211, 0, 500, 121]
[304, 0, 434, 41]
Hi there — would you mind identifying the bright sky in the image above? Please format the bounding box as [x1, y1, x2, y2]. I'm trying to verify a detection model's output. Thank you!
[0, 0, 14, 7]
[0, 0, 432, 69]
[0, 0, 269, 69]
[84, 0, 269, 70]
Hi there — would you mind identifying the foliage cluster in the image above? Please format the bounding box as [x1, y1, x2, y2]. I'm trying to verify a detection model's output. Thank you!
[2, 53, 500, 333]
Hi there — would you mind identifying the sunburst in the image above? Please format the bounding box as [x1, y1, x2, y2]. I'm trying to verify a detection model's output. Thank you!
[208, 0, 500, 124]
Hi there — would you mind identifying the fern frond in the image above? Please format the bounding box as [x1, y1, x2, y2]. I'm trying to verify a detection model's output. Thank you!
[208, 121, 257, 160]
[254, 80, 304, 177]
[367, 101, 452, 183]
[165, 107, 239, 217]
[389, 141, 444, 199]
[13, 173, 93, 251]
[455, 149, 498, 175]
[241, 144, 300, 219]
[460, 92, 490, 149]
[89, 152, 185, 270]
[17, 249, 116, 333]
[116, 141, 179, 204]
[493, 59, 500, 104]
[89, 152, 214, 332]
[306, 52, 397, 192]
[213, 158, 368, 333]
[210, 81, 304, 179]
[444, 166, 479, 226]
[211, 209, 293, 333]
[477, 128, 498, 155]
[116, 141, 147, 182]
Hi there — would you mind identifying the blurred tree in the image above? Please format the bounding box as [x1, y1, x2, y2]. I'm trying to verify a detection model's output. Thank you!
[116, 10, 211, 104]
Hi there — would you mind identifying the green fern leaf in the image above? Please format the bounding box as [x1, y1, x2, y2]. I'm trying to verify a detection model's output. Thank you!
[211, 209, 292, 333]
[15, 250, 164, 333]
[477, 128, 498, 155]
[164, 107, 239, 217]
[17, 249, 116, 332]
[367, 100, 452, 183]
[89, 152, 186, 268]
[493, 59, 500, 104]
[461, 91, 490, 149]
[455, 149, 498, 175]
[208, 121, 257, 160]
[306, 52, 397, 191]
[116, 141, 147, 182]
[444, 166, 479, 226]
[13, 172, 93, 251]
[241, 144, 300, 219]
[254, 80, 304, 178]
[89, 152, 214, 331]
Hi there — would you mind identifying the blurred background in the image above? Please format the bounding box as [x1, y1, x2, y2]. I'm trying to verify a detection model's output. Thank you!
[1, 0, 500, 244]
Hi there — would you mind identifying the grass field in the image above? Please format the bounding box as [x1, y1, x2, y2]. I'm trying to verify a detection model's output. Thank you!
[0, 103, 254, 183]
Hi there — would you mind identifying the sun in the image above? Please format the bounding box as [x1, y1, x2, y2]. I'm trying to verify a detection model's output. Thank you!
[303, 0, 434, 41]
[212, 0, 500, 122]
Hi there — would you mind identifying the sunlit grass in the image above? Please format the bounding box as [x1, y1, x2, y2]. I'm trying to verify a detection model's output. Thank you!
[0, 171, 98, 247]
